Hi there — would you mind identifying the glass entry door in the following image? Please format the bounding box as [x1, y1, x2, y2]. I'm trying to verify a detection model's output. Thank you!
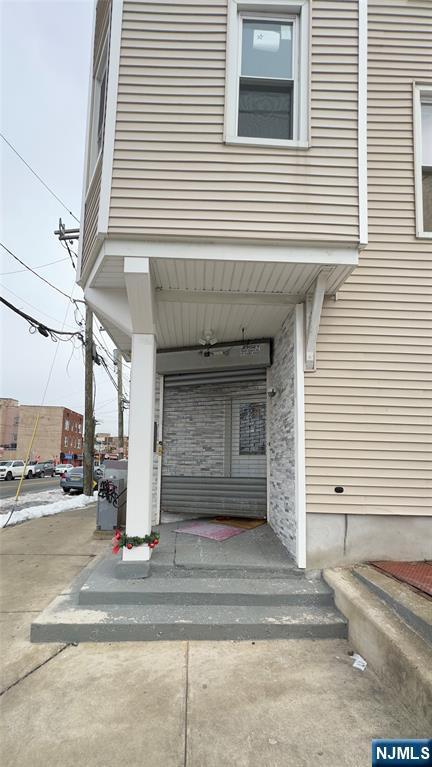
[231, 397, 267, 478]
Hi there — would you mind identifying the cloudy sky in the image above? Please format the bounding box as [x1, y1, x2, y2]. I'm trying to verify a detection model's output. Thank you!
[1, 0, 128, 435]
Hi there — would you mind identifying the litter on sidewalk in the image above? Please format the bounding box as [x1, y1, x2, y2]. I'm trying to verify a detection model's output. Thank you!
[350, 652, 367, 671]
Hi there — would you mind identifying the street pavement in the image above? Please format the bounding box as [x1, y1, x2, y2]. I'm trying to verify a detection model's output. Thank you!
[0, 476, 59, 500]
[0, 508, 421, 767]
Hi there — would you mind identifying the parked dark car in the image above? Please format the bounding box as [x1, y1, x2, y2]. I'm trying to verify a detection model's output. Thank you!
[60, 466, 101, 494]
[35, 460, 56, 478]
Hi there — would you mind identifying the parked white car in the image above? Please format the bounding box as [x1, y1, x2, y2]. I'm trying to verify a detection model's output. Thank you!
[0, 460, 37, 481]
[54, 463, 72, 475]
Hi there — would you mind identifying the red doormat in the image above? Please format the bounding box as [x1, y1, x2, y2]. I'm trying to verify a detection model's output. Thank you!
[370, 561, 432, 598]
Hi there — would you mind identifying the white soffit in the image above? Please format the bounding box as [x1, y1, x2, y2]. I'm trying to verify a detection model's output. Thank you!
[151, 258, 325, 294]
[92, 256, 350, 295]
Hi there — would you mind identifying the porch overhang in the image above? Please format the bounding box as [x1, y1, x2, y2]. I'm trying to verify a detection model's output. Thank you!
[84, 238, 358, 365]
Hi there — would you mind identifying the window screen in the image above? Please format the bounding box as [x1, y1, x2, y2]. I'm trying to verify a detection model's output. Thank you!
[238, 19, 294, 141]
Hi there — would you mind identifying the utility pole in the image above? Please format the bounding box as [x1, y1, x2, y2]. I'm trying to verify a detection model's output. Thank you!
[83, 305, 95, 495]
[114, 349, 124, 458]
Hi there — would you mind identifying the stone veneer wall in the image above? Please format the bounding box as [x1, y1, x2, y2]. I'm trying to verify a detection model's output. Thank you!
[161, 379, 266, 478]
[268, 313, 297, 557]
[151, 374, 162, 524]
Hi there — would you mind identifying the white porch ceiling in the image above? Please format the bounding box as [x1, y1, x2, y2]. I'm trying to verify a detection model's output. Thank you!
[156, 301, 292, 349]
[89, 255, 355, 352]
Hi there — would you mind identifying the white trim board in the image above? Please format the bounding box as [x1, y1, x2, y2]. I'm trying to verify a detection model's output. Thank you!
[294, 303, 306, 568]
[103, 239, 359, 267]
[358, 0, 368, 247]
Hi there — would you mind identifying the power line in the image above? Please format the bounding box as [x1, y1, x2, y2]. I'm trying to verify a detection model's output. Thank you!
[61, 239, 77, 271]
[0, 256, 69, 276]
[1, 133, 80, 223]
[0, 242, 74, 302]
[0, 282, 77, 330]
[2, 283, 79, 527]
[0, 295, 83, 342]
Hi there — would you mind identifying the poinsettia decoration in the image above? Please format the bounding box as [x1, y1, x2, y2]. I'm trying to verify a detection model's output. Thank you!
[112, 529, 160, 554]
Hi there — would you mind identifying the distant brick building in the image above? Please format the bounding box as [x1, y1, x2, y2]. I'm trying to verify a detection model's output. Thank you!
[0, 398, 19, 449]
[95, 433, 128, 460]
[13, 406, 83, 463]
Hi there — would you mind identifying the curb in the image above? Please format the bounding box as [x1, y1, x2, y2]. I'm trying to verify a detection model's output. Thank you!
[324, 567, 432, 731]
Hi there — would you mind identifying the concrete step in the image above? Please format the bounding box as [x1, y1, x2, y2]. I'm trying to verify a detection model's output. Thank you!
[324, 567, 432, 732]
[31, 592, 347, 643]
[352, 564, 432, 646]
[150, 564, 307, 578]
[79, 558, 333, 607]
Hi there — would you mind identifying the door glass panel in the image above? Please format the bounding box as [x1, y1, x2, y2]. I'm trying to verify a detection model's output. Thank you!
[241, 20, 293, 79]
[239, 402, 266, 455]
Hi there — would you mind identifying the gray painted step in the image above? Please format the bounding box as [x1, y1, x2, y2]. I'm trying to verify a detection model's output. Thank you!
[31, 592, 347, 643]
[79, 558, 333, 607]
[150, 565, 306, 579]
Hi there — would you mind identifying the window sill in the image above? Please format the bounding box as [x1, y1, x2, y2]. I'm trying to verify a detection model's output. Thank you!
[416, 230, 432, 239]
[224, 135, 309, 150]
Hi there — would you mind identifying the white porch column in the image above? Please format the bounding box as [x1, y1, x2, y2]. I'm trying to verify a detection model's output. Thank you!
[122, 332, 156, 563]
[121, 256, 157, 571]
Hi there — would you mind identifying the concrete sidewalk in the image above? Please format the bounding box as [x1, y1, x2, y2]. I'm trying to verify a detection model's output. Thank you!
[0, 508, 421, 767]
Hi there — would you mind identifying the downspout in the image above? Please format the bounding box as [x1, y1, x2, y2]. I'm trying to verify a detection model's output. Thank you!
[358, 0, 368, 248]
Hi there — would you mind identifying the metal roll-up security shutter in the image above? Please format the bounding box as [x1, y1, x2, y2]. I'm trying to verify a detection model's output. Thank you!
[161, 369, 267, 518]
[164, 367, 267, 387]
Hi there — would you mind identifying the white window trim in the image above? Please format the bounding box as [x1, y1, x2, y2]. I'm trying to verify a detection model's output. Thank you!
[413, 83, 432, 239]
[86, 37, 109, 190]
[224, 0, 310, 149]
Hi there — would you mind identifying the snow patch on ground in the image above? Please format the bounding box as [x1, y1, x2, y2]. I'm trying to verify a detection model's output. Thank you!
[0, 488, 64, 513]
[0, 492, 98, 528]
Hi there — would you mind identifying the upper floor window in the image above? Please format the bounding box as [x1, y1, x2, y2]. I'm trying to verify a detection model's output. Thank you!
[64, 419, 70, 431]
[88, 41, 108, 180]
[414, 85, 432, 238]
[224, 1, 309, 148]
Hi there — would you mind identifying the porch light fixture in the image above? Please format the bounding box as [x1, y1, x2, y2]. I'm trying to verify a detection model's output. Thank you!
[199, 330, 218, 346]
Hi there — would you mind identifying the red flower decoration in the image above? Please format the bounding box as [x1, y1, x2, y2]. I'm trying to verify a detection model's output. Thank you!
[112, 544, 120, 554]
[126, 543, 133, 549]
[114, 530, 122, 540]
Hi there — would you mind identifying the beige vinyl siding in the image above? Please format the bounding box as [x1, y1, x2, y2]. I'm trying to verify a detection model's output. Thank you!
[305, 0, 432, 516]
[82, 156, 102, 273]
[108, 0, 359, 243]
